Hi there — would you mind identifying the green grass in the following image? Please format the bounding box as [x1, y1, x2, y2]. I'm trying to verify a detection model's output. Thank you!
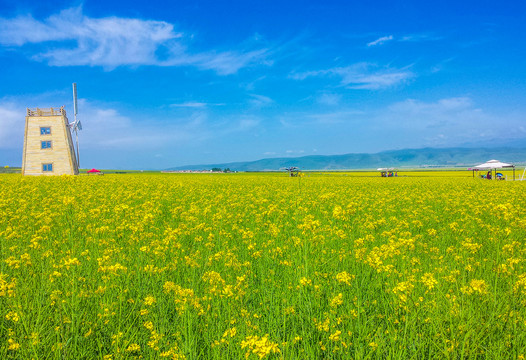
[0, 173, 525, 359]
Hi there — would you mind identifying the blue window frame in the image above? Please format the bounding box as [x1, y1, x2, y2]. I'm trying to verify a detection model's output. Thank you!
[42, 163, 53, 172]
[41, 140, 52, 149]
[40, 127, 51, 135]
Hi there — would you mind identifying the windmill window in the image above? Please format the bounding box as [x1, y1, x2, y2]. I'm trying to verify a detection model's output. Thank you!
[40, 127, 51, 135]
[41, 140, 52, 149]
[42, 163, 53, 172]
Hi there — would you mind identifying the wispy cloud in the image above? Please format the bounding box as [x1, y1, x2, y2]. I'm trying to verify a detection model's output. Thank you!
[170, 101, 226, 108]
[316, 93, 341, 106]
[0, 95, 262, 156]
[170, 102, 208, 108]
[291, 63, 414, 90]
[182, 48, 271, 75]
[235, 118, 260, 131]
[249, 94, 274, 107]
[430, 57, 455, 73]
[80, 101, 260, 149]
[0, 7, 178, 67]
[307, 110, 365, 124]
[379, 97, 526, 146]
[367, 35, 393, 47]
[272, 96, 526, 153]
[0, 7, 270, 74]
[399, 33, 442, 42]
[0, 101, 22, 148]
[286, 149, 305, 155]
[388, 97, 474, 114]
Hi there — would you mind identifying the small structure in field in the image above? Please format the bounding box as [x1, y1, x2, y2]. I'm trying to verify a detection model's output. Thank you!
[285, 167, 301, 177]
[378, 168, 397, 177]
[470, 159, 515, 180]
[87, 168, 103, 175]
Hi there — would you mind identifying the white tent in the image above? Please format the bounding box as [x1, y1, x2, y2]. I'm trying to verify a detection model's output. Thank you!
[471, 159, 515, 180]
[473, 159, 514, 170]
[377, 167, 395, 171]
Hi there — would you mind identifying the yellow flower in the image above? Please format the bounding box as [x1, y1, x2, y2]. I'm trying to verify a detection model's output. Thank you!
[469, 279, 489, 294]
[126, 343, 141, 352]
[330, 293, 344, 308]
[461, 279, 489, 295]
[335, 271, 355, 285]
[222, 327, 237, 338]
[7, 338, 20, 351]
[421, 273, 438, 290]
[144, 295, 156, 306]
[299, 277, 311, 286]
[5, 311, 19, 322]
[241, 335, 280, 359]
[329, 330, 341, 342]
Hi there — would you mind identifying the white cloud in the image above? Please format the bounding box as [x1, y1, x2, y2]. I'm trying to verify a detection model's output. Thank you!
[286, 149, 304, 155]
[399, 33, 442, 42]
[183, 48, 271, 75]
[367, 35, 393, 47]
[273, 96, 526, 153]
[78, 100, 220, 150]
[0, 7, 269, 73]
[379, 97, 526, 146]
[249, 94, 274, 107]
[307, 110, 365, 124]
[291, 63, 414, 90]
[0, 102, 23, 148]
[317, 93, 341, 106]
[388, 97, 474, 114]
[0, 92, 266, 163]
[170, 101, 227, 108]
[0, 98, 201, 155]
[0, 7, 178, 67]
[170, 102, 208, 108]
[237, 118, 260, 130]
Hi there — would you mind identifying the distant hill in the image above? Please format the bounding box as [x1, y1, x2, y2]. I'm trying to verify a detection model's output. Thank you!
[166, 147, 526, 172]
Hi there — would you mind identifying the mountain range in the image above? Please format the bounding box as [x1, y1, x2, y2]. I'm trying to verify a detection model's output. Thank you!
[167, 147, 526, 172]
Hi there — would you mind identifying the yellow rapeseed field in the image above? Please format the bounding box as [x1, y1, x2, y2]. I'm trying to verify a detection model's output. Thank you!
[1, 172, 525, 359]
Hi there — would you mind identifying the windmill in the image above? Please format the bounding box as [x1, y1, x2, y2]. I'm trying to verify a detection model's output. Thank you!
[22, 83, 80, 175]
[69, 83, 82, 169]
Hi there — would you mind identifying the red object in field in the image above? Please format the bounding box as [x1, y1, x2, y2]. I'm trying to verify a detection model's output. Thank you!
[87, 168, 101, 173]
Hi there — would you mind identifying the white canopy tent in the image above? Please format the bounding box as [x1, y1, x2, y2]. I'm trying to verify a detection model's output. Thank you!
[470, 159, 515, 180]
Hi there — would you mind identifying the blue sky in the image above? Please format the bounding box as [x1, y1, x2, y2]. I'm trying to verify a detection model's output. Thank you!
[1, 0, 525, 169]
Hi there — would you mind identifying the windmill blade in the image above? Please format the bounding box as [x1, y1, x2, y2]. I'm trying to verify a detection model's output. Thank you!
[70, 120, 82, 131]
[69, 118, 82, 131]
[69, 119, 78, 128]
[71, 82, 80, 170]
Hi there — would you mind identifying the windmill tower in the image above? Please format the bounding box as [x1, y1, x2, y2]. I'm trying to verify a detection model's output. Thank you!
[70, 83, 82, 169]
[22, 84, 81, 175]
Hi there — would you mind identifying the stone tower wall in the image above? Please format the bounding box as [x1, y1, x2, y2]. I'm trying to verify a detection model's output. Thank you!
[22, 107, 79, 176]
